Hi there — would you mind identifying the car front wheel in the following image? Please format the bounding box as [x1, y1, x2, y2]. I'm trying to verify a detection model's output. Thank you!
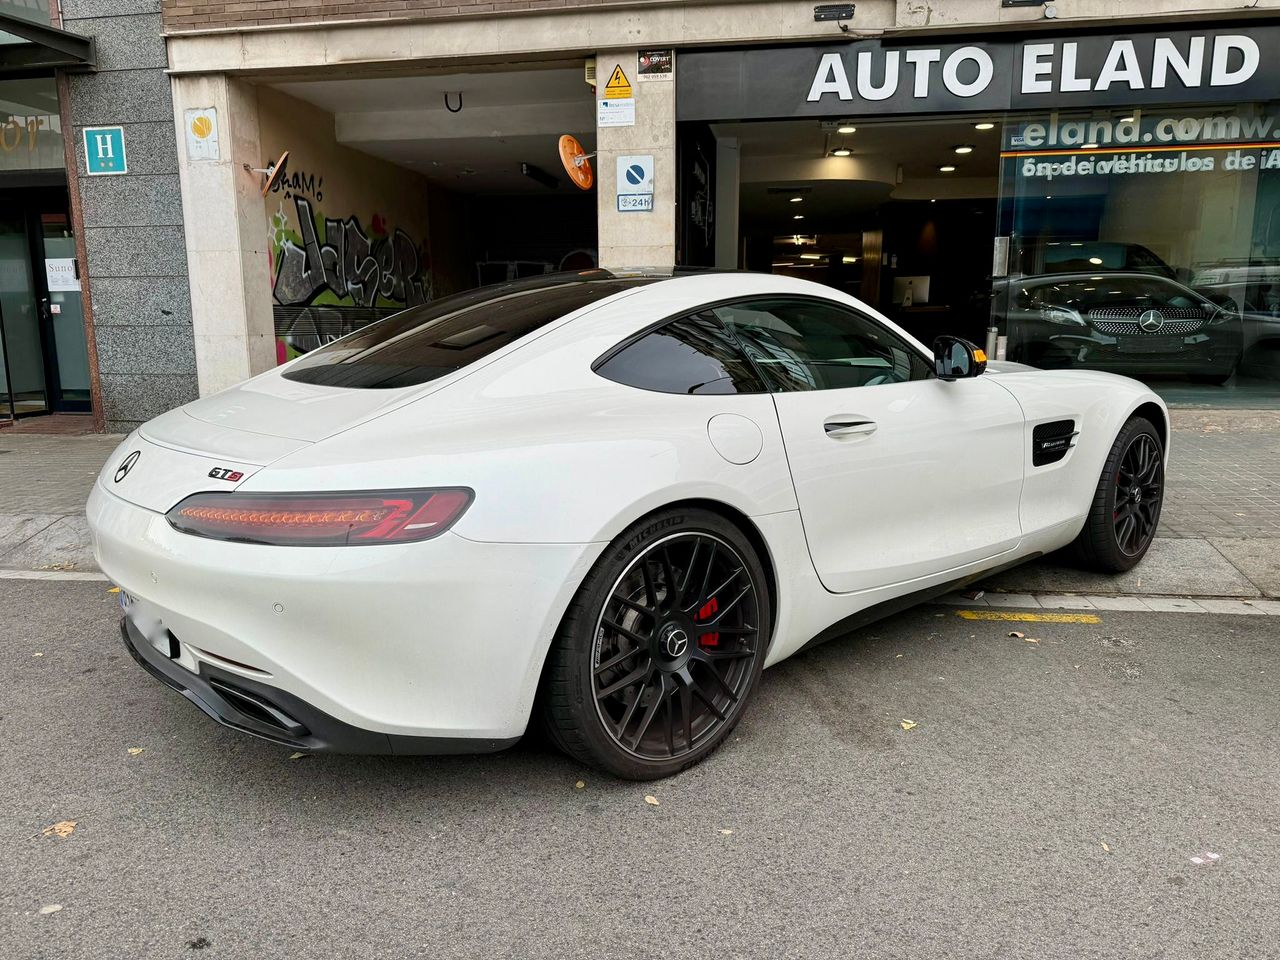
[540, 508, 771, 780]
[1071, 417, 1165, 573]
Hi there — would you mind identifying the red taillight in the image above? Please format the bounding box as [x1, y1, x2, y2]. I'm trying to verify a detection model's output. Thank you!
[165, 489, 473, 546]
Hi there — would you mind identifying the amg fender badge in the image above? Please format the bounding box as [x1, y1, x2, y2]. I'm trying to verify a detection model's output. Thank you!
[113, 451, 140, 483]
[208, 467, 245, 482]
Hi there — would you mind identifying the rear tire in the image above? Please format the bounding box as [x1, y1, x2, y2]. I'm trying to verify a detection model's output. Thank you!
[1070, 417, 1165, 573]
[540, 508, 771, 780]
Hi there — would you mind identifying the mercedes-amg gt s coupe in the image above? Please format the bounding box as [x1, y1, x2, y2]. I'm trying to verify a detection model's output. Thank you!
[88, 270, 1168, 779]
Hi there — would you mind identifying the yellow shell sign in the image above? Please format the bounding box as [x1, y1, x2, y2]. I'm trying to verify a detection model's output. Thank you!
[183, 107, 219, 161]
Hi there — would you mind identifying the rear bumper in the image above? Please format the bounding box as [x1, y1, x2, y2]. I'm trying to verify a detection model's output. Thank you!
[89, 481, 605, 744]
[120, 615, 515, 755]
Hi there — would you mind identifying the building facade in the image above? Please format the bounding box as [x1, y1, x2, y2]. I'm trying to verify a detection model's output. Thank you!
[0, 0, 194, 431]
[2, 0, 1278, 431]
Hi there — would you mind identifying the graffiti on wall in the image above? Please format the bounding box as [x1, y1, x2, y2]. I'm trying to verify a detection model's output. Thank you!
[268, 165, 324, 203]
[269, 191, 432, 362]
[271, 196, 430, 308]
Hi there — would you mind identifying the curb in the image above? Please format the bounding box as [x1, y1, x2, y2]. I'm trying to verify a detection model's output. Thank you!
[936, 591, 1280, 616]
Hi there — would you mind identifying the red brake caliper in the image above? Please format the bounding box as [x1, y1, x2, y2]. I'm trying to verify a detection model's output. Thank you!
[696, 597, 719, 648]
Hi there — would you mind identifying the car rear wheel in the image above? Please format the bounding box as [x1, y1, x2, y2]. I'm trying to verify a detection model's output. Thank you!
[540, 508, 770, 780]
[1071, 417, 1165, 573]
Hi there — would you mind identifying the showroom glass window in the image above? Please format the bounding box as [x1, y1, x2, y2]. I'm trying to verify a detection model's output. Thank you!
[995, 103, 1280, 389]
[712, 299, 931, 392]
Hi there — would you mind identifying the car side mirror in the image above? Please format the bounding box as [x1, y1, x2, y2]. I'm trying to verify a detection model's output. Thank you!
[933, 336, 987, 381]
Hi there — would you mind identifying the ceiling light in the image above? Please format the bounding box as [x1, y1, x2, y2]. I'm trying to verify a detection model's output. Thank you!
[800, 253, 823, 260]
[954, 145, 974, 154]
[1089, 257, 1104, 265]
[837, 125, 856, 135]
[793, 214, 805, 220]
[790, 196, 803, 203]
[930, 198, 937, 203]
[939, 164, 956, 173]
[832, 148, 852, 157]
[974, 122, 995, 131]
[842, 256, 858, 264]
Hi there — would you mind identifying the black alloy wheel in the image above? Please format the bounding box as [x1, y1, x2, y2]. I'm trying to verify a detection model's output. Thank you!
[1113, 431, 1163, 558]
[1071, 416, 1165, 573]
[541, 508, 770, 779]
[592, 532, 759, 761]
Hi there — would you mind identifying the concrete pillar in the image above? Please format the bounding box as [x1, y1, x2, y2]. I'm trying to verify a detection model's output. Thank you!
[171, 74, 275, 395]
[714, 137, 741, 270]
[595, 50, 676, 270]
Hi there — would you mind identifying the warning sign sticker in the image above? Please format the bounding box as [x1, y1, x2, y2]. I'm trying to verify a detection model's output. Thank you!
[604, 65, 633, 99]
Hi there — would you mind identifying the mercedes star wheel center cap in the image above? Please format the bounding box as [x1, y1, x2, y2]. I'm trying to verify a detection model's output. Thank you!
[661, 624, 689, 658]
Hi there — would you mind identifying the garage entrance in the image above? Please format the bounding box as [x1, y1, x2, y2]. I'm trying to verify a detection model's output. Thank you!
[259, 63, 598, 360]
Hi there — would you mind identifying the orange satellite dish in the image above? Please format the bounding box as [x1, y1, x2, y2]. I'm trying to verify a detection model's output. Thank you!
[261, 150, 289, 198]
[558, 135, 594, 191]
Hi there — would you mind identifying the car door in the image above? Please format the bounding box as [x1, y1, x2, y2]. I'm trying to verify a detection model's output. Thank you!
[713, 298, 1025, 595]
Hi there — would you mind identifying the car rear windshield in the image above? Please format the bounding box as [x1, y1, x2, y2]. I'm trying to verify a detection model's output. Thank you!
[282, 274, 651, 389]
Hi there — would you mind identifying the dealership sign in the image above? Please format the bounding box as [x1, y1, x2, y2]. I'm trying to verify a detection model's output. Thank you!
[677, 26, 1280, 120]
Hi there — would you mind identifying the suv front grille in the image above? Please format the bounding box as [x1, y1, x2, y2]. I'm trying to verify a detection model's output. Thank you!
[1090, 318, 1204, 335]
[1088, 306, 1206, 320]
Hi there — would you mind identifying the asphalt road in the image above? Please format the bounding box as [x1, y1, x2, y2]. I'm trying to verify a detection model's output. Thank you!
[2, 580, 1277, 960]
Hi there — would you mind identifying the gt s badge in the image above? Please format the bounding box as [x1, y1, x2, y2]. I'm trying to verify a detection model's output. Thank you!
[208, 467, 245, 482]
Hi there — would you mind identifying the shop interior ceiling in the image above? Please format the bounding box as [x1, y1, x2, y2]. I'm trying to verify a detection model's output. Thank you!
[271, 65, 594, 194]
[717, 117, 1003, 235]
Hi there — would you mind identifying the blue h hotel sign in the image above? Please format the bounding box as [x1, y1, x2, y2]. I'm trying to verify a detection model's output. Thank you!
[83, 126, 127, 176]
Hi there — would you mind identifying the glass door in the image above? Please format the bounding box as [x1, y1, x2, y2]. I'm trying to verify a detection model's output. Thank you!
[0, 208, 46, 418]
[38, 210, 90, 410]
[0, 187, 90, 419]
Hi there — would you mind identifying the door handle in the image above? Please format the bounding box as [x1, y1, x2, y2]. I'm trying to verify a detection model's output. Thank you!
[824, 418, 878, 439]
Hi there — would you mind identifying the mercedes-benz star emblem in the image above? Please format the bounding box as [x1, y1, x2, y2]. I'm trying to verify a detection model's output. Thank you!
[113, 450, 141, 483]
[662, 625, 689, 658]
[1138, 309, 1165, 333]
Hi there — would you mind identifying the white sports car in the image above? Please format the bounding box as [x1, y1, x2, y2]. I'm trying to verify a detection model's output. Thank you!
[88, 271, 1168, 779]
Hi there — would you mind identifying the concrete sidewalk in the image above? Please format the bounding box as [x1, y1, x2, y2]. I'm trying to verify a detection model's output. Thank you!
[1, 410, 1278, 598]
[0, 433, 121, 573]
[982, 408, 1280, 599]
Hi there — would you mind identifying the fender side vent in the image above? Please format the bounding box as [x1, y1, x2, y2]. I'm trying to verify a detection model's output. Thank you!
[1033, 419, 1078, 466]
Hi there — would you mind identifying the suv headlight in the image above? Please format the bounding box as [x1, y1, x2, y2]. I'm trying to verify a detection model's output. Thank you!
[1206, 306, 1237, 326]
[1039, 304, 1085, 326]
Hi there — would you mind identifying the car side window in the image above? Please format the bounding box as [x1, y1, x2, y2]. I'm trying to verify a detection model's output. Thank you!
[594, 311, 767, 395]
[712, 299, 931, 392]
